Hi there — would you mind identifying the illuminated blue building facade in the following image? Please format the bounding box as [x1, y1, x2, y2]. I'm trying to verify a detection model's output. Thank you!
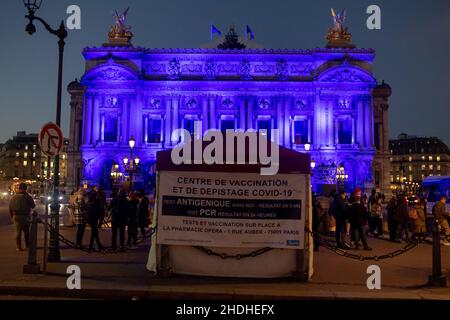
[66, 24, 392, 195]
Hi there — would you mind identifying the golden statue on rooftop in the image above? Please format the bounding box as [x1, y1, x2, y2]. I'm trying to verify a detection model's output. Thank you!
[107, 8, 133, 46]
[326, 8, 354, 48]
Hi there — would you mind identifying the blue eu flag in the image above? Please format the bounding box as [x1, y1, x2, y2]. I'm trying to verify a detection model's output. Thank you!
[210, 24, 222, 40]
[246, 25, 255, 40]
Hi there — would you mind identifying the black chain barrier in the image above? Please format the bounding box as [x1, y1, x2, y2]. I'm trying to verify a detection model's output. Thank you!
[38, 219, 155, 254]
[193, 246, 273, 260]
[305, 227, 419, 261]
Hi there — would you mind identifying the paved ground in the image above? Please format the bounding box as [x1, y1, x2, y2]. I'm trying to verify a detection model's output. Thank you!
[0, 204, 449, 300]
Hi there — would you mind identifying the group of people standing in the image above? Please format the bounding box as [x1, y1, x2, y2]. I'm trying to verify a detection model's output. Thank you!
[313, 188, 450, 252]
[71, 187, 152, 252]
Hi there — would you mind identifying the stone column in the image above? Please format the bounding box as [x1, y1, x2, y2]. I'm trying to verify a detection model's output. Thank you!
[283, 97, 290, 147]
[144, 115, 148, 143]
[307, 118, 312, 144]
[100, 113, 105, 142]
[334, 118, 339, 144]
[247, 96, 254, 130]
[84, 95, 93, 145]
[69, 102, 76, 149]
[352, 116, 356, 145]
[75, 120, 80, 149]
[173, 95, 179, 132]
[239, 97, 246, 130]
[364, 96, 372, 148]
[202, 96, 209, 133]
[122, 97, 129, 145]
[382, 107, 389, 152]
[276, 96, 284, 143]
[164, 97, 172, 146]
[356, 97, 365, 147]
[134, 93, 144, 147]
[117, 115, 122, 144]
[326, 99, 334, 146]
[92, 96, 100, 145]
[209, 95, 216, 129]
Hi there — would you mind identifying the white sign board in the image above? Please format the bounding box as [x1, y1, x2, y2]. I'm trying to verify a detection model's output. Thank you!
[156, 171, 306, 249]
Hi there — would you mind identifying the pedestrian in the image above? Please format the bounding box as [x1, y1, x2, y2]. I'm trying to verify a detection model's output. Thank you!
[367, 189, 377, 233]
[331, 190, 350, 249]
[312, 194, 322, 251]
[73, 188, 88, 249]
[412, 198, 427, 242]
[9, 183, 35, 251]
[395, 195, 410, 242]
[348, 188, 372, 250]
[96, 187, 107, 229]
[369, 194, 383, 237]
[137, 190, 150, 239]
[386, 196, 397, 242]
[109, 188, 129, 251]
[86, 190, 104, 252]
[432, 195, 450, 246]
[127, 192, 139, 248]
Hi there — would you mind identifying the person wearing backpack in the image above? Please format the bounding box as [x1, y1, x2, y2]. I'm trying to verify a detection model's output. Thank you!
[9, 183, 35, 251]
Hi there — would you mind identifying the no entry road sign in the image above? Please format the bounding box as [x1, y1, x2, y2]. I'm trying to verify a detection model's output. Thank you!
[39, 122, 63, 157]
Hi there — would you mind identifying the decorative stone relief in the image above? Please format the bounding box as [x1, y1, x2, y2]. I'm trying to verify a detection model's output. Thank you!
[295, 99, 307, 110]
[167, 58, 181, 80]
[204, 59, 217, 80]
[321, 69, 372, 82]
[181, 63, 203, 73]
[221, 98, 234, 109]
[240, 59, 252, 80]
[276, 59, 289, 80]
[148, 98, 161, 109]
[186, 98, 197, 109]
[258, 98, 270, 110]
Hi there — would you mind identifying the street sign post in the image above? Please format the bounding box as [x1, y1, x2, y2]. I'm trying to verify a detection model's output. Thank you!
[39, 122, 63, 157]
[39, 122, 64, 262]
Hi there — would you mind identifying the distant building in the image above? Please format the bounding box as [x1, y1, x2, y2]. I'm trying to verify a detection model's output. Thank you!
[389, 133, 450, 192]
[0, 131, 69, 194]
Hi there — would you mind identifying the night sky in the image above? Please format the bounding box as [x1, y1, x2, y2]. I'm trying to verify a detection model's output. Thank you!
[0, 0, 449, 144]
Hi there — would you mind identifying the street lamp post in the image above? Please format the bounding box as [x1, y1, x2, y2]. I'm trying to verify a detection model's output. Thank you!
[123, 136, 139, 192]
[23, 0, 68, 262]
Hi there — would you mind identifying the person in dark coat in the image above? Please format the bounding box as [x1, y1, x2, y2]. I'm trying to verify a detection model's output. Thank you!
[331, 190, 350, 249]
[127, 192, 139, 248]
[110, 189, 129, 251]
[348, 189, 372, 250]
[9, 183, 35, 251]
[386, 196, 397, 242]
[312, 194, 322, 251]
[86, 190, 104, 251]
[96, 187, 107, 229]
[395, 195, 410, 242]
[73, 188, 88, 249]
[137, 190, 150, 239]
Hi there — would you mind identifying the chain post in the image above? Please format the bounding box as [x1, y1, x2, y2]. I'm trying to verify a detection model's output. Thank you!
[428, 219, 447, 287]
[23, 211, 41, 274]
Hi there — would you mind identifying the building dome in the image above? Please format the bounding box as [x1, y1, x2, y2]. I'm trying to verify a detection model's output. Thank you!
[372, 80, 392, 97]
[67, 79, 84, 92]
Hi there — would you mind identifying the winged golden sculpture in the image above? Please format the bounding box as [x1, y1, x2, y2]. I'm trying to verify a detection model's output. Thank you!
[326, 8, 353, 48]
[107, 7, 133, 46]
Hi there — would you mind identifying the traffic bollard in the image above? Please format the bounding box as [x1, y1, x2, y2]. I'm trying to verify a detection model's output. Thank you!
[23, 211, 41, 274]
[428, 219, 447, 287]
